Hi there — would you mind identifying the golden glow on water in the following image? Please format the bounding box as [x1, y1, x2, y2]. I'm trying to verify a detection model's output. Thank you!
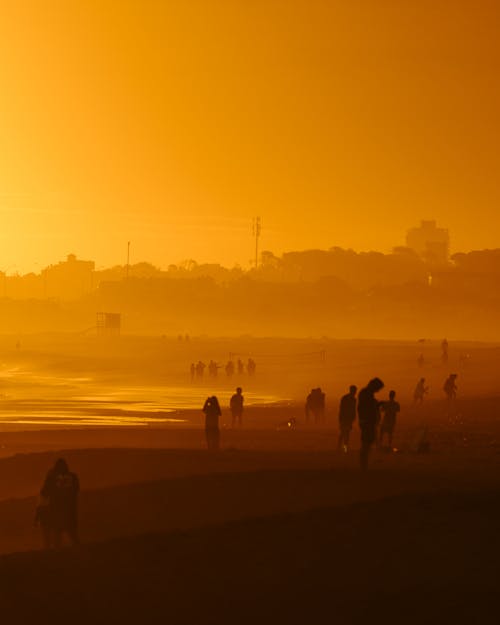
[0, 367, 285, 429]
[0, 416, 185, 427]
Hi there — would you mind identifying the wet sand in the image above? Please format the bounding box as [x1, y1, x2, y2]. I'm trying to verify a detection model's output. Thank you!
[0, 337, 498, 622]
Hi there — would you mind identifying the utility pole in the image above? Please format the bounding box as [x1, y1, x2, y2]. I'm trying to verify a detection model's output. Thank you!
[253, 217, 261, 269]
[126, 241, 131, 279]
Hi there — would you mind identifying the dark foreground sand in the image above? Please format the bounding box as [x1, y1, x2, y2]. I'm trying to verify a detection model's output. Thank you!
[1, 490, 498, 625]
[0, 397, 499, 624]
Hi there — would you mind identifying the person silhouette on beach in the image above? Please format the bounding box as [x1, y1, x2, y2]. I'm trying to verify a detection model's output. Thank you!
[305, 389, 316, 423]
[441, 338, 449, 365]
[190, 363, 196, 381]
[413, 378, 428, 405]
[379, 390, 400, 449]
[247, 358, 256, 376]
[305, 388, 325, 424]
[230, 387, 244, 427]
[443, 374, 458, 401]
[208, 360, 218, 378]
[237, 359, 245, 375]
[338, 385, 357, 452]
[225, 360, 235, 378]
[357, 377, 384, 471]
[203, 396, 222, 451]
[38, 458, 80, 549]
[195, 361, 206, 379]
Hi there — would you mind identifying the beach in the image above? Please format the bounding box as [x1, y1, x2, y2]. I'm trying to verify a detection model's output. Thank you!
[0, 336, 499, 623]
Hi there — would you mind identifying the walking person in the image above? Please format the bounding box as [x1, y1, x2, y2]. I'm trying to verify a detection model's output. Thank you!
[413, 378, 428, 405]
[379, 390, 400, 449]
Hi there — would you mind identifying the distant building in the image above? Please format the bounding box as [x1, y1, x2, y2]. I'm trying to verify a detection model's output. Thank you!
[406, 220, 449, 264]
[41, 254, 95, 299]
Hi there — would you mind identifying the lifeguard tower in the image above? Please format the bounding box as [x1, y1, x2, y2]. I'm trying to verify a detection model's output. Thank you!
[96, 312, 121, 336]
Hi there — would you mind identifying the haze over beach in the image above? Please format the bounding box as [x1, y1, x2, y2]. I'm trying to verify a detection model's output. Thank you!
[0, 1, 499, 624]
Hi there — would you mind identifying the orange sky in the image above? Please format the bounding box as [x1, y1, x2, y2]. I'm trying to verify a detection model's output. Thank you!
[0, 0, 498, 273]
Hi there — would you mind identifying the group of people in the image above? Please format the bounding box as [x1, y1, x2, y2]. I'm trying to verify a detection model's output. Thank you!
[190, 360, 224, 379]
[190, 358, 256, 380]
[337, 380, 400, 469]
[202, 380, 400, 471]
[413, 374, 458, 404]
[202, 387, 245, 450]
[224, 358, 256, 377]
[416, 338, 452, 368]
[38, 369, 460, 550]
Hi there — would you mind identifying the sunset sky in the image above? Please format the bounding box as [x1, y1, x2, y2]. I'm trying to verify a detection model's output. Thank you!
[0, 0, 498, 273]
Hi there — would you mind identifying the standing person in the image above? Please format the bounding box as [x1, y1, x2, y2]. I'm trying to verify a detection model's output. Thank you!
[247, 358, 256, 376]
[190, 363, 196, 381]
[305, 388, 323, 424]
[357, 378, 384, 471]
[379, 390, 400, 448]
[338, 385, 357, 452]
[195, 361, 206, 379]
[208, 360, 218, 378]
[225, 360, 235, 378]
[230, 387, 244, 427]
[413, 378, 428, 405]
[203, 396, 222, 451]
[237, 359, 245, 375]
[441, 338, 449, 365]
[39, 458, 80, 549]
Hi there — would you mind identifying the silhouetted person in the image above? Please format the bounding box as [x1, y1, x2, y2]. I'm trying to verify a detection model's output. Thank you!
[225, 360, 235, 377]
[39, 458, 79, 549]
[441, 338, 449, 365]
[413, 378, 428, 405]
[237, 358, 245, 375]
[417, 353, 424, 368]
[379, 390, 400, 448]
[443, 374, 458, 401]
[190, 363, 196, 381]
[358, 377, 384, 471]
[230, 387, 244, 427]
[338, 385, 357, 452]
[208, 360, 218, 378]
[203, 395, 221, 451]
[195, 360, 206, 379]
[247, 358, 256, 376]
[305, 388, 325, 424]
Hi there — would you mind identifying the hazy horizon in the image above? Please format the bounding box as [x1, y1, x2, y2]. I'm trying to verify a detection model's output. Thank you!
[0, 224, 491, 276]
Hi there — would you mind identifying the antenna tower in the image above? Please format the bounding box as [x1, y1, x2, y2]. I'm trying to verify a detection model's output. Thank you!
[253, 217, 262, 269]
